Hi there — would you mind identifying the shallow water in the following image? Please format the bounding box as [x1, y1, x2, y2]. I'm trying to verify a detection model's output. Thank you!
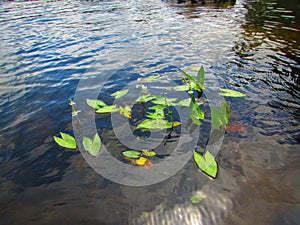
[0, 0, 299, 224]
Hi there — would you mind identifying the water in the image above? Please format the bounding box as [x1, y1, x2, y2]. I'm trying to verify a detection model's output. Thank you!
[0, 0, 299, 224]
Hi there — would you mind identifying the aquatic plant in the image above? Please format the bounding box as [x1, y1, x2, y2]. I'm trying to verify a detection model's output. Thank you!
[53, 67, 246, 178]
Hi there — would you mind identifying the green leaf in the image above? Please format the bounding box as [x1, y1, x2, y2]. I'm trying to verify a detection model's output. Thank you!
[189, 96, 204, 125]
[142, 149, 156, 157]
[191, 194, 206, 204]
[211, 99, 230, 129]
[137, 119, 173, 130]
[53, 132, 76, 149]
[181, 70, 196, 82]
[220, 99, 230, 125]
[137, 75, 161, 81]
[136, 94, 155, 103]
[122, 150, 142, 159]
[96, 105, 119, 113]
[196, 66, 205, 90]
[151, 96, 177, 106]
[149, 105, 166, 110]
[111, 89, 129, 99]
[86, 99, 107, 110]
[119, 105, 132, 118]
[82, 133, 101, 157]
[173, 85, 190, 92]
[193, 151, 218, 178]
[146, 108, 165, 119]
[219, 88, 246, 97]
[175, 98, 204, 107]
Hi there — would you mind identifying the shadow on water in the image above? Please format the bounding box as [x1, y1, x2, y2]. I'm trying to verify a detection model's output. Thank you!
[0, 0, 299, 225]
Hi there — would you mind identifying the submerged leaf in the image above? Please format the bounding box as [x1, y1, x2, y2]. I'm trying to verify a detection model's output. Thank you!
[191, 194, 206, 204]
[87, 99, 107, 109]
[136, 157, 148, 166]
[111, 89, 129, 99]
[219, 88, 246, 97]
[211, 99, 230, 129]
[122, 150, 141, 159]
[96, 105, 119, 113]
[82, 133, 101, 157]
[53, 132, 76, 149]
[193, 151, 218, 178]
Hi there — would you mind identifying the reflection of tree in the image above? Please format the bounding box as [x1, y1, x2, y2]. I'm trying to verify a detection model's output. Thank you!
[234, 0, 300, 85]
[164, 0, 236, 6]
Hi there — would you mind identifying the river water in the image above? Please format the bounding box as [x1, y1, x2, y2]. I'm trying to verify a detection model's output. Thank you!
[0, 0, 299, 224]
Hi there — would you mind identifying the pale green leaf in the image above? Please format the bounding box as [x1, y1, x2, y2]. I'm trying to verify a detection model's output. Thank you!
[137, 75, 161, 81]
[82, 133, 101, 157]
[122, 150, 141, 159]
[137, 119, 173, 130]
[219, 88, 246, 97]
[191, 194, 206, 203]
[96, 105, 119, 113]
[53, 132, 76, 149]
[136, 94, 155, 103]
[151, 96, 177, 106]
[111, 89, 129, 99]
[193, 151, 218, 178]
[86, 99, 107, 110]
[146, 108, 165, 119]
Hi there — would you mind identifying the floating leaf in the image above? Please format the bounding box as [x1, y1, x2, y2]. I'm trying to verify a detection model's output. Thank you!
[142, 149, 156, 157]
[219, 88, 246, 97]
[136, 94, 155, 103]
[96, 105, 119, 113]
[136, 157, 148, 166]
[119, 105, 132, 118]
[193, 151, 218, 178]
[146, 108, 165, 119]
[122, 150, 142, 159]
[149, 105, 166, 110]
[151, 96, 177, 106]
[87, 99, 107, 110]
[173, 85, 190, 92]
[111, 89, 129, 99]
[82, 133, 101, 157]
[137, 75, 161, 81]
[191, 194, 206, 203]
[53, 132, 76, 149]
[137, 119, 174, 130]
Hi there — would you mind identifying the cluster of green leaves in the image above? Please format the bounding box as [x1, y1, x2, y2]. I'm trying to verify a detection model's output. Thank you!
[53, 66, 246, 179]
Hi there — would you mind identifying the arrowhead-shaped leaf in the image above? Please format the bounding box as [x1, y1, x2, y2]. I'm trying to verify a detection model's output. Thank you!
[193, 150, 218, 178]
[82, 133, 101, 157]
[86, 99, 107, 109]
[53, 132, 76, 149]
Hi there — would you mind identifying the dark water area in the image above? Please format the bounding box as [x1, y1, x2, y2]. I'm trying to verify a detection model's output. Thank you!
[0, 0, 299, 224]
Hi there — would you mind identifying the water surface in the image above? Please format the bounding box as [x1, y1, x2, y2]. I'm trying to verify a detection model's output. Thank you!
[0, 0, 299, 224]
